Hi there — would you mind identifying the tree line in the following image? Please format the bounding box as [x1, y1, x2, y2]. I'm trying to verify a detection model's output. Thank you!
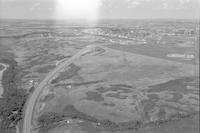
[0, 57, 27, 133]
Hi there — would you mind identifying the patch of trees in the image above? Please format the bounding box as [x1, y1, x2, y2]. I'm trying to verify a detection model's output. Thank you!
[37, 105, 143, 132]
[151, 112, 194, 127]
[38, 112, 64, 127]
[0, 57, 27, 133]
[37, 112, 65, 133]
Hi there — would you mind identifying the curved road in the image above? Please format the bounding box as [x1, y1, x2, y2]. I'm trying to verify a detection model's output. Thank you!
[0, 63, 8, 97]
[22, 45, 94, 133]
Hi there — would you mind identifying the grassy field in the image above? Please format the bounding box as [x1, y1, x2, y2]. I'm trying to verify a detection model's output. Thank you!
[106, 44, 196, 64]
[34, 46, 198, 133]
[0, 19, 198, 133]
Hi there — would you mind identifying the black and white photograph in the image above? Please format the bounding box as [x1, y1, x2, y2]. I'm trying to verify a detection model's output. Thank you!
[0, 0, 199, 133]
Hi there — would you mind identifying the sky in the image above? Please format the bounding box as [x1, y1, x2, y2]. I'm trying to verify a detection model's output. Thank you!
[0, 0, 199, 20]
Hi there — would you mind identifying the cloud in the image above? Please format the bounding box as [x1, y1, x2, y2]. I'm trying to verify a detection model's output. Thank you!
[125, 0, 153, 8]
[179, 0, 190, 4]
[127, 0, 141, 8]
[125, 0, 197, 9]
[0, 0, 198, 19]
[131, 1, 140, 6]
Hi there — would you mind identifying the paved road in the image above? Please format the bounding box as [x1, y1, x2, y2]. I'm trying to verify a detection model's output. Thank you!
[0, 63, 8, 97]
[22, 45, 94, 133]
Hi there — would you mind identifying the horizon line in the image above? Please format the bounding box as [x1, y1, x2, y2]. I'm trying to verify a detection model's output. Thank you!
[0, 18, 199, 21]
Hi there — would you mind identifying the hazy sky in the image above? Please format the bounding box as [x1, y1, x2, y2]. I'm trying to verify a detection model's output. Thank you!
[0, 0, 199, 20]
